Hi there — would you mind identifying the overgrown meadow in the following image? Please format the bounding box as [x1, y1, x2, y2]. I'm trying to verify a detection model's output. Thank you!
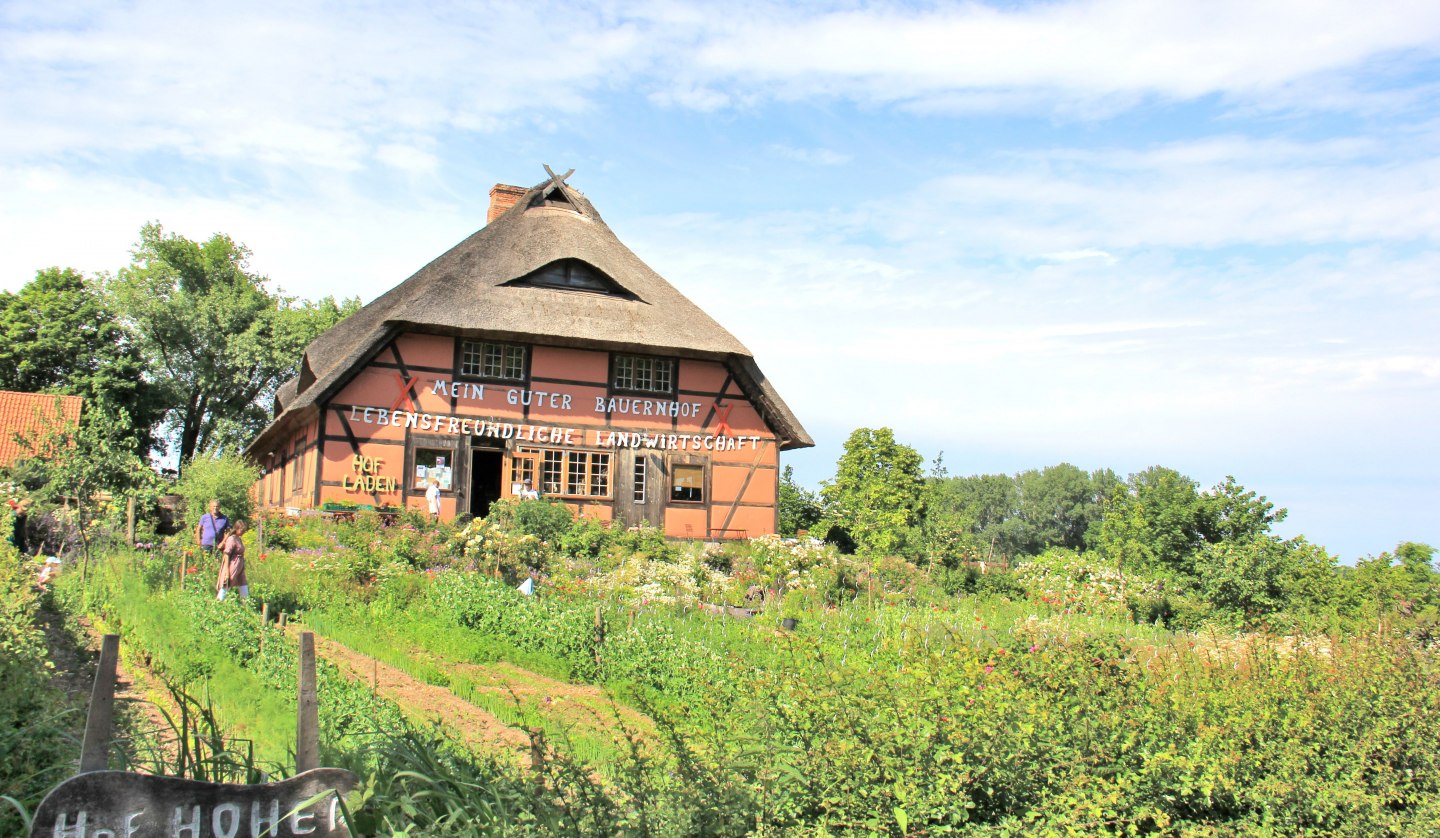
[7, 499, 1440, 836]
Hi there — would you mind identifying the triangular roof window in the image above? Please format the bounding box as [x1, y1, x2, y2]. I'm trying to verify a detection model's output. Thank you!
[506, 259, 638, 299]
[532, 164, 583, 213]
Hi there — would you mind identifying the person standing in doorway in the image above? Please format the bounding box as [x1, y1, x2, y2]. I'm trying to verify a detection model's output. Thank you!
[426, 476, 442, 521]
[196, 499, 228, 555]
[217, 519, 249, 600]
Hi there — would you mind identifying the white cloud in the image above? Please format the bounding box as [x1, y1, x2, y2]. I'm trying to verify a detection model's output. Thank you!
[375, 143, 440, 175]
[688, 0, 1440, 110]
[768, 144, 852, 166]
[4, 0, 1437, 183]
[1040, 248, 1116, 264]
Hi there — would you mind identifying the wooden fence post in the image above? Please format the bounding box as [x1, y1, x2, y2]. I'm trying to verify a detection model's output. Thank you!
[296, 632, 319, 774]
[79, 634, 120, 773]
[593, 605, 603, 669]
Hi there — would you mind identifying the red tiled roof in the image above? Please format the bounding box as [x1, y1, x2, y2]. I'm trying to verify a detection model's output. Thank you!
[0, 390, 83, 466]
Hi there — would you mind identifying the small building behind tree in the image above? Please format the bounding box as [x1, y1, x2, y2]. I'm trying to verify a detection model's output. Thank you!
[0, 390, 82, 468]
[246, 169, 812, 538]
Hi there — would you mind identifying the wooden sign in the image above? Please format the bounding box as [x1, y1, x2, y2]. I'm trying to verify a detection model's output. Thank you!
[30, 767, 358, 837]
[33, 633, 359, 838]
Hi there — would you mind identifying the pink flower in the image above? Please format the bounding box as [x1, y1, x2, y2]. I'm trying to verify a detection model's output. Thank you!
[983, 664, 995, 674]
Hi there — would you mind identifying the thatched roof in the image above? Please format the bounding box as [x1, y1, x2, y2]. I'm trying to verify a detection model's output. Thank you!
[248, 174, 813, 456]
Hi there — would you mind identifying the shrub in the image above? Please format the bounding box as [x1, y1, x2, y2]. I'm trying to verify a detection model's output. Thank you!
[485, 496, 574, 544]
[559, 515, 618, 563]
[451, 518, 554, 583]
[0, 541, 74, 832]
[175, 452, 259, 528]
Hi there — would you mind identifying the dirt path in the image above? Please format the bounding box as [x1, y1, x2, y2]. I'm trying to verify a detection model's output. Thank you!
[300, 629, 534, 759]
[293, 627, 653, 765]
[38, 606, 180, 769]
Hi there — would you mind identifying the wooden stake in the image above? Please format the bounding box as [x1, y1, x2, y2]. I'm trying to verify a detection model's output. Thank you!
[260, 602, 269, 654]
[593, 605, 603, 669]
[79, 634, 120, 773]
[296, 632, 319, 774]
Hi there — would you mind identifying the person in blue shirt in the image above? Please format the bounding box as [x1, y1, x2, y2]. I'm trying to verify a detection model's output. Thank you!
[195, 499, 229, 554]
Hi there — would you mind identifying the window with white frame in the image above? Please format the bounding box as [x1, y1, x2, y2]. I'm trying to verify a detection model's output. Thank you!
[613, 354, 674, 394]
[528, 448, 611, 498]
[632, 458, 647, 503]
[461, 340, 526, 380]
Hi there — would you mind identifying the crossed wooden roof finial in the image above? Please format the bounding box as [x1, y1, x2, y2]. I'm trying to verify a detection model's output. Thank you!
[541, 164, 576, 202]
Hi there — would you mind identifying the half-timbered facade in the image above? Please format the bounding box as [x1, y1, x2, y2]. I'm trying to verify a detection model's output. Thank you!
[246, 169, 812, 538]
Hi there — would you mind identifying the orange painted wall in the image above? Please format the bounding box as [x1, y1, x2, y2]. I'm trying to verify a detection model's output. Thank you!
[533, 345, 607, 382]
[254, 332, 788, 537]
[391, 333, 453, 369]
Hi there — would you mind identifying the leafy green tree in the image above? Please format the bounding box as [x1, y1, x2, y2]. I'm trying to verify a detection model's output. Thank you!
[1014, 463, 1096, 553]
[1197, 476, 1286, 544]
[1095, 484, 1155, 594]
[920, 455, 978, 567]
[932, 473, 1017, 558]
[1348, 553, 1410, 629]
[1279, 537, 1344, 618]
[818, 427, 924, 557]
[1194, 538, 1289, 622]
[1083, 467, 1124, 547]
[777, 465, 823, 537]
[174, 452, 260, 529]
[108, 223, 358, 464]
[0, 267, 163, 456]
[1098, 466, 1204, 579]
[1395, 541, 1438, 608]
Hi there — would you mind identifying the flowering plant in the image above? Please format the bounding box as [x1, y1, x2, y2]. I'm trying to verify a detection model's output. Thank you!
[451, 518, 553, 583]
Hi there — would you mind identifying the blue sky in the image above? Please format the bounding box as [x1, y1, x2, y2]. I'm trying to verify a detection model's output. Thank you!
[3, 0, 1437, 562]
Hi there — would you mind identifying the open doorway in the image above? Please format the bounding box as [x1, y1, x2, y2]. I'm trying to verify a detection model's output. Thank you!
[469, 448, 504, 518]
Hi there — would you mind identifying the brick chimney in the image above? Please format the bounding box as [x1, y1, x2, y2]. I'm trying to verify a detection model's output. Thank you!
[487, 184, 526, 224]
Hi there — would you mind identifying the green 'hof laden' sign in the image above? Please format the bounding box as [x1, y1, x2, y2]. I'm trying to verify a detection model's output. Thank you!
[30, 768, 359, 837]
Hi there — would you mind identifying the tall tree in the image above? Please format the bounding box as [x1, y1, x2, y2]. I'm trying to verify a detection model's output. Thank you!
[0, 267, 162, 456]
[1014, 463, 1096, 553]
[108, 223, 357, 464]
[936, 473, 1019, 557]
[921, 454, 981, 566]
[777, 465, 823, 537]
[1197, 476, 1286, 544]
[819, 427, 925, 556]
[1097, 466, 1204, 579]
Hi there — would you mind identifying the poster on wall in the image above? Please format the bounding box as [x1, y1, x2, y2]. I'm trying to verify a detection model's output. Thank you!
[414, 451, 453, 490]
